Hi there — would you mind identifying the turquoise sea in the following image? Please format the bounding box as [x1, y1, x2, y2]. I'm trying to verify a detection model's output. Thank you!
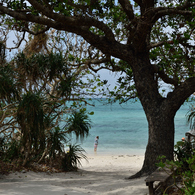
[70, 99, 193, 156]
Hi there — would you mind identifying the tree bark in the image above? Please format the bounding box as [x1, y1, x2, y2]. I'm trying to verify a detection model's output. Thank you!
[127, 54, 177, 178]
[128, 108, 175, 178]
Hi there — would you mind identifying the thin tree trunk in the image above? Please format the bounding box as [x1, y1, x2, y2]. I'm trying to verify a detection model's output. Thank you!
[38, 147, 49, 163]
[22, 141, 31, 166]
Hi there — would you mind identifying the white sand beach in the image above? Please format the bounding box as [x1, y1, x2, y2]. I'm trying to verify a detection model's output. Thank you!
[0, 154, 148, 195]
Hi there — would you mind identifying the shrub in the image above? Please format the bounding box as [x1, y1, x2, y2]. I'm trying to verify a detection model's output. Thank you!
[61, 144, 88, 171]
[0, 136, 5, 159]
[4, 140, 21, 161]
[174, 140, 195, 171]
[157, 141, 195, 195]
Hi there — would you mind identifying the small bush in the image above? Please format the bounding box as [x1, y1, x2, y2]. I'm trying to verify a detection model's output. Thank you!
[174, 140, 195, 171]
[61, 144, 88, 171]
[157, 141, 195, 195]
[4, 140, 21, 161]
[0, 136, 5, 159]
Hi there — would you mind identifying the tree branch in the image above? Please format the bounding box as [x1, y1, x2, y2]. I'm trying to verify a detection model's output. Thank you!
[6, 31, 26, 50]
[0, 4, 120, 56]
[22, 26, 49, 35]
[0, 2, 137, 63]
[149, 37, 195, 50]
[0, 5, 57, 27]
[151, 3, 195, 23]
[88, 65, 113, 73]
[152, 65, 179, 86]
[118, 0, 134, 20]
[27, 0, 115, 41]
[134, 0, 142, 7]
[166, 77, 195, 112]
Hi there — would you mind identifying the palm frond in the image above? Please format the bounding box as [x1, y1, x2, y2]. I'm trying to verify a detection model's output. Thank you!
[67, 110, 91, 142]
[17, 92, 46, 150]
[186, 105, 195, 129]
[61, 144, 88, 171]
[0, 65, 19, 102]
[48, 126, 68, 159]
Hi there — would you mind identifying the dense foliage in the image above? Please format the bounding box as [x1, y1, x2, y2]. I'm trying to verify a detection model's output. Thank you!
[0, 49, 93, 170]
[157, 141, 195, 195]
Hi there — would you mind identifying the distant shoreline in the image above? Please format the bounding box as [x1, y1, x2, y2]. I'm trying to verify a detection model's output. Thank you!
[83, 147, 145, 156]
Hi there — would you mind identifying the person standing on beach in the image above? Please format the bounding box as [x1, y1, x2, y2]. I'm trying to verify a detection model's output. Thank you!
[94, 136, 99, 152]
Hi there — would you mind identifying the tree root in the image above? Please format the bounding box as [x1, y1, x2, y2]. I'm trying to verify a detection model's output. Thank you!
[126, 168, 154, 179]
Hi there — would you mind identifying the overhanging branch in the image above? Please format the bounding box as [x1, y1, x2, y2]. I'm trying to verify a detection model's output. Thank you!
[27, 0, 115, 41]
[166, 76, 195, 112]
[6, 31, 26, 50]
[22, 26, 50, 35]
[119, 0, 134, 21]
[151, 3, 195, 23]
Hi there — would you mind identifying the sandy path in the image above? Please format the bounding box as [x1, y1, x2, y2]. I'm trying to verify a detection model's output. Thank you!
[0, 154, 148, 195]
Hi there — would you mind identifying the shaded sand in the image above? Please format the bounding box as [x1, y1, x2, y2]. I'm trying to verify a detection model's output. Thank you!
[0, 154, 148, 195]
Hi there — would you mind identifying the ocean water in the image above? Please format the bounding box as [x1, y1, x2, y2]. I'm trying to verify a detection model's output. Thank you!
[71, 99, 193, 156]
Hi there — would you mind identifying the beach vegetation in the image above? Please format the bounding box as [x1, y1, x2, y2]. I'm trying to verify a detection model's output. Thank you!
[61, 144, 88, 171]
[1, 0, 195, 177]
[66, 110, 91, 142]
[157, 141, 195, 195]
[174, 140, 195, 171]
[186, 105, 195, 130]
[0, 43, 92, 172]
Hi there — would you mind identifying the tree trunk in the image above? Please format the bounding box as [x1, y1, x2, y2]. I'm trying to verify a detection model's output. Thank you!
[128, 108, 175, 178]
[128, 54, 177, 178]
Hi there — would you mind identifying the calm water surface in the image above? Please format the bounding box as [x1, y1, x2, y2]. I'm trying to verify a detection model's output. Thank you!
[69, 99, 193, 156]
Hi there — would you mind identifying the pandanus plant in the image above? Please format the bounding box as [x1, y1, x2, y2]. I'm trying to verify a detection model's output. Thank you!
[61, 144, 88, 171]
[16, 92, 47, 165]
[186, 105, 195, 130]
[67, 109, 92, 142]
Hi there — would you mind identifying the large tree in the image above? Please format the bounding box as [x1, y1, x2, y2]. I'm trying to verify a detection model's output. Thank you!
[1, 0, 195, 177]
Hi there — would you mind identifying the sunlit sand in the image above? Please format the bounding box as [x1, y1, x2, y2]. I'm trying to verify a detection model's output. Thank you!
[0, 154, 148, 195]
